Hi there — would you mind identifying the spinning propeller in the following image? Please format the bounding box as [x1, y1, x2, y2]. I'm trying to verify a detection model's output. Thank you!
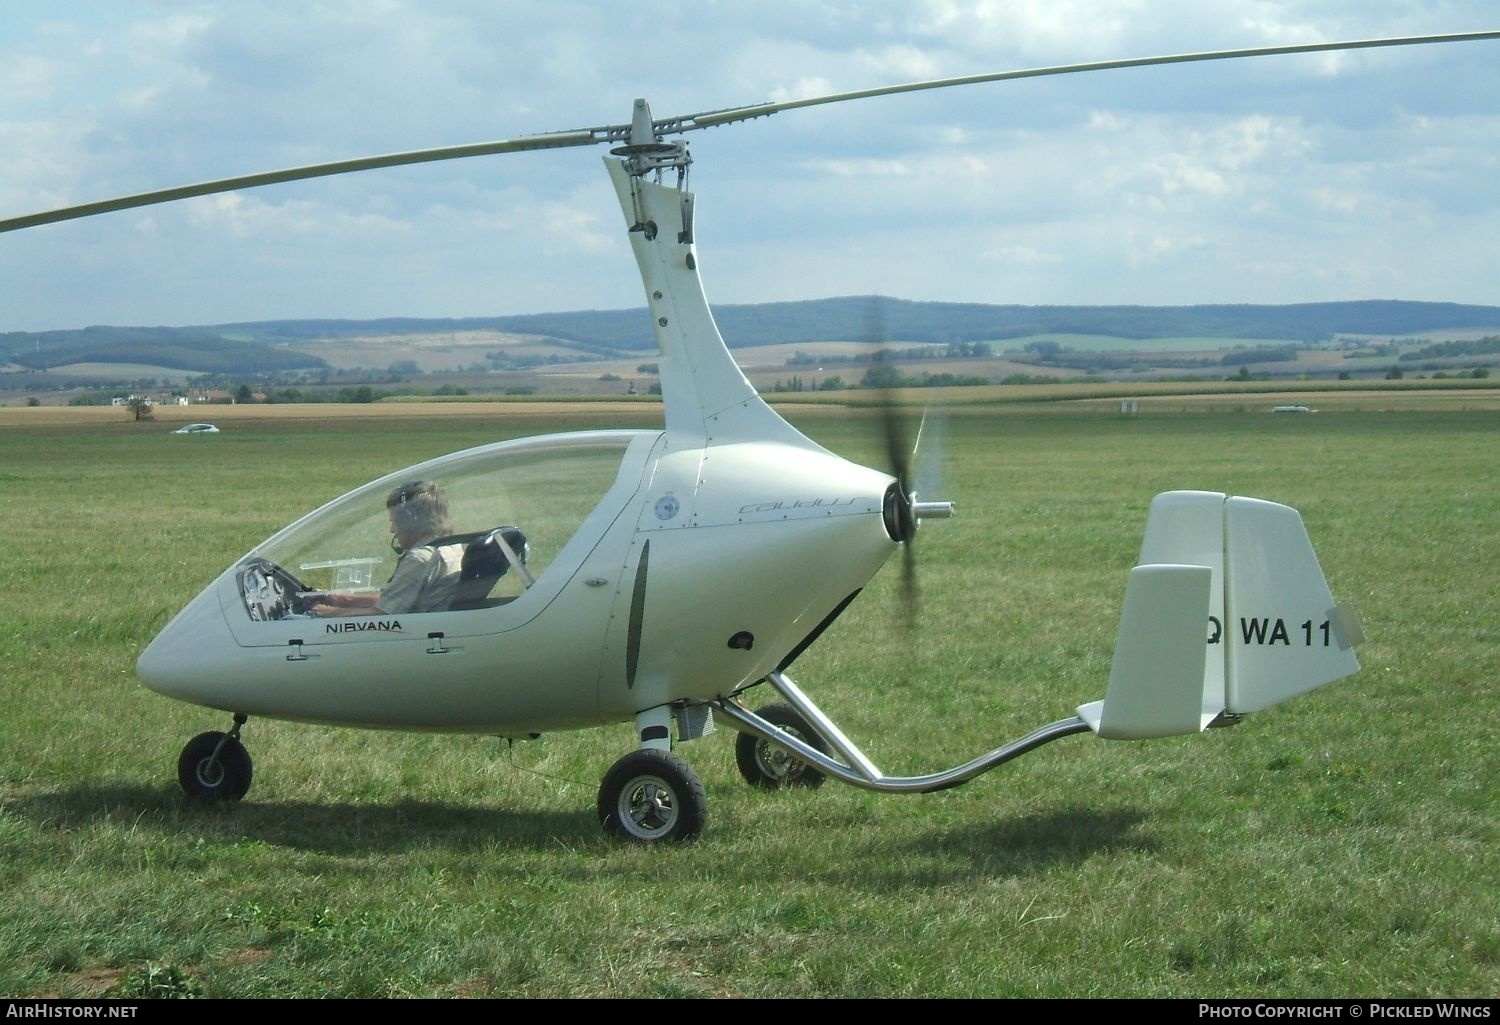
[880, 402, 956, 617]
[858, 295, 953, 618]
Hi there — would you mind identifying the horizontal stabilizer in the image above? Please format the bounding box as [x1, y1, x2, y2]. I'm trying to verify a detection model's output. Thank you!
[1078, 563, 1214, 739]
[1137, 490, 1228, 716]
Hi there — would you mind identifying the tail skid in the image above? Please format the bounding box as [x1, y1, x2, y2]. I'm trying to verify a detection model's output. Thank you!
[715, 491, 1362, 790]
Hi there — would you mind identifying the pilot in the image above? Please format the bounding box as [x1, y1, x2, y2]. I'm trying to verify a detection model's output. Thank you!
[310, 480, 467, 616]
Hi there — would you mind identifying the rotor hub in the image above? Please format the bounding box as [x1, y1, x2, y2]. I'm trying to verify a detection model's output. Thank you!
[612, 98, 692, 178]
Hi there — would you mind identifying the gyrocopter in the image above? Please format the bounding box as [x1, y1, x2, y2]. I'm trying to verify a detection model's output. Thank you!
[6, 31, 1495, 842]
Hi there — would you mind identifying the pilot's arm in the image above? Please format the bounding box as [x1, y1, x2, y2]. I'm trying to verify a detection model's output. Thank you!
[308, 591, 384, 616]
[309, 547, 436, 617]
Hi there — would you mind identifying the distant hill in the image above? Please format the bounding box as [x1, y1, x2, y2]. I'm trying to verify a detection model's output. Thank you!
[213, 297, 1500, 349]
[2, 326, 327, 374]
[7, 298, 1500, 373]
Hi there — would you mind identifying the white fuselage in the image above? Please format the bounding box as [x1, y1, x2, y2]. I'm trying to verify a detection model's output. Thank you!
[137, 154, 902, 734]
[136, 430, 896, 733]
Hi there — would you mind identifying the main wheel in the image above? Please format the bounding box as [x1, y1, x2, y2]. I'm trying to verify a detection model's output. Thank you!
[177, 731, 253, 801]
[597, 749, 708, 843]
[735, 702, 827, 790]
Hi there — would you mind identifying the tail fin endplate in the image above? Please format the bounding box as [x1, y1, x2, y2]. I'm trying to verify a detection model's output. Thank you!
[1078, 491, 1361, 740]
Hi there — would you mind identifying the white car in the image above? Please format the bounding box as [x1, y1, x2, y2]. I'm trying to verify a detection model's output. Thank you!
[174, 423, 220, 434]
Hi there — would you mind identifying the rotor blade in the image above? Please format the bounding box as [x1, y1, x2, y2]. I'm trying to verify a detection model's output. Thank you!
[674, 31, 1500, 132]
[6, 30, 1495, 235]
[0, 129, 609, 234]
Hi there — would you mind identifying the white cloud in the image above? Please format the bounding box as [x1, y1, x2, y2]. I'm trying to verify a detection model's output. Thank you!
[1125, 229, 1209, 267]
[770, 77, 838, 103]
[912, 0, 1141, 59]
[1, 53, 64, 102]
[1309, 187, 1360, 214]
[539, 201, 613, 255]
[805, 158, 917, 178]
[978, 244, 1060, 266]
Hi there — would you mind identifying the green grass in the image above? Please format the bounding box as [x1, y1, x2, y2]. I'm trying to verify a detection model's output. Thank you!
[0, 404, 1495, 997]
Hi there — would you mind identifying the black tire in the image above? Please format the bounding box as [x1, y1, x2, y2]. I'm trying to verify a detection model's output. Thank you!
[735, 702, 827, 790]
[177, 731, 253, 801]
[597, 749, 708, 843]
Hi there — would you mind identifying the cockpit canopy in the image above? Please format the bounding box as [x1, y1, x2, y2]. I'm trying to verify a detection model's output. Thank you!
[243, 430, 654, 619]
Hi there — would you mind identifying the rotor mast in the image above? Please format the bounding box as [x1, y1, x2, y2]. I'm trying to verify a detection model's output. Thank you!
[604, 100, 818, 451]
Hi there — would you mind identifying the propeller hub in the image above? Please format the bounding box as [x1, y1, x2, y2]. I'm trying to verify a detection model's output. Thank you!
[882, 482, 916, 544]
[912, 500, 954, 520]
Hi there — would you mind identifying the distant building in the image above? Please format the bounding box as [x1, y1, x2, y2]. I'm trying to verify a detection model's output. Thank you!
[111, 392, 190, 407]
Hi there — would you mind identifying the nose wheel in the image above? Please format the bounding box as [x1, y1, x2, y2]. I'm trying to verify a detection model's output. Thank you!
[177, 715, 253, 801]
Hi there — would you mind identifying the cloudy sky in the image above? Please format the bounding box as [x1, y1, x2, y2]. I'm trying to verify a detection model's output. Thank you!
[3, 1, 1498, 332]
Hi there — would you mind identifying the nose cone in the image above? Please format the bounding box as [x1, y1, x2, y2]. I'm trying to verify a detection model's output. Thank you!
[137, 578, 238, 709]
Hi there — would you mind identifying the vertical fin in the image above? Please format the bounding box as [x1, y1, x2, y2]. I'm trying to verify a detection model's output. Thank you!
[1223, 498, 1361, 713]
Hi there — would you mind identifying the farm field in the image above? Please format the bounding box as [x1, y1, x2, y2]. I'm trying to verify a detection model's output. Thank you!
[285, 329, 575, 373]
[0, 399, 1495, 998]
[7, 326, 1494, 404]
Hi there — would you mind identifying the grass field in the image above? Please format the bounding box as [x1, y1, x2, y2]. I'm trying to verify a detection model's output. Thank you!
[0, 397, 1495, 998]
